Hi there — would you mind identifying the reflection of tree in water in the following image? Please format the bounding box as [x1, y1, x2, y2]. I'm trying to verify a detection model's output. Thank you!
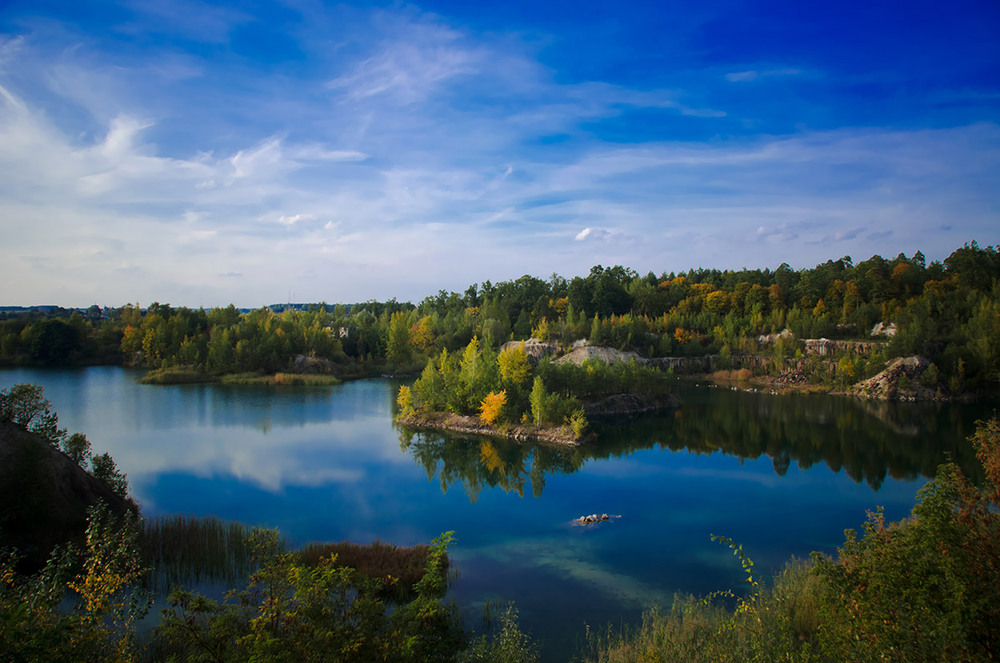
[595, 385, 986, 491]
[397, 427, 585, 502]
[396, 386, 989, 499]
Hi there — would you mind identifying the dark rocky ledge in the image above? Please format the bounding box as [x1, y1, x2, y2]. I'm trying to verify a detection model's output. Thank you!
[0, 422, 136, 571]
[396, 412, 583, 445]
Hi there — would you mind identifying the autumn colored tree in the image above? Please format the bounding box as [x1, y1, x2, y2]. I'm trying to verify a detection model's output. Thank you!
[498, 344, 531, 388]
[479, 390, 507, 425]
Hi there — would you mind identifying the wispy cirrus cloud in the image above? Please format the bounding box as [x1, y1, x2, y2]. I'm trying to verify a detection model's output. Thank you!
[725, 68, 802, 83]
[0, 1, 997, 306]
[327, 20, 482, 105]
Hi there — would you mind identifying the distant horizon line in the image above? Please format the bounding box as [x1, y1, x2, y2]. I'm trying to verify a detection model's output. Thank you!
[2, 240, 992, 311]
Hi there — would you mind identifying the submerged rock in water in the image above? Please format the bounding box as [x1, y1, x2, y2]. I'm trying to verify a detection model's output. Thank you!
[576, 513, 618, 525]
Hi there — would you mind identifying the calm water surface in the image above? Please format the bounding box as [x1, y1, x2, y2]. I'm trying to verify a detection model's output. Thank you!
[0, 367, 989, 660]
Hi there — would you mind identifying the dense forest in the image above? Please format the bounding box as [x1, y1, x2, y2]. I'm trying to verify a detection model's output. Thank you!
[2, 242, 998, 394]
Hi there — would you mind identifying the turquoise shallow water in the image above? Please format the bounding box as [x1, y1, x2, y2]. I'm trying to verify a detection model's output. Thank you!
[0, 367, 989, 660]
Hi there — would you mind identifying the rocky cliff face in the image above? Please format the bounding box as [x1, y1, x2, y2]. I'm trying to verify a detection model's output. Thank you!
[500, 338, 563, 363]
[557, 345, 714, 374]
[849, 356, 943, 401]
[556, 346, 645, 366]
[0, 422, 135, 570]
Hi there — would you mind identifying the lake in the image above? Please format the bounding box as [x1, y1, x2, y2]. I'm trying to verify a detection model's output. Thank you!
[0, 366, 989, 660]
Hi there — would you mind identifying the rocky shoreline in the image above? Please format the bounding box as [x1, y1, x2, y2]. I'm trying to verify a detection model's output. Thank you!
[396, 412, 584, 445]
[704, 355, 955, 402]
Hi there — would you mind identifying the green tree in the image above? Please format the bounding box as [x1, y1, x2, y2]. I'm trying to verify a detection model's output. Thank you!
[29, 319, 81, 365]
[387, 311, 414, 367]
[63, 432, 92, 466]
[0, 383, 65, 444]
[529, 376, 548, 426]
[91, 453, 131, 502]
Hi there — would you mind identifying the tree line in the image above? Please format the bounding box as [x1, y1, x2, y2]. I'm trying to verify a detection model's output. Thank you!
[2, 242, 998, 393]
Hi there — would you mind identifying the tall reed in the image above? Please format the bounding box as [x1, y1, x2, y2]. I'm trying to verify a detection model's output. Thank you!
[141, 515, 276, 592]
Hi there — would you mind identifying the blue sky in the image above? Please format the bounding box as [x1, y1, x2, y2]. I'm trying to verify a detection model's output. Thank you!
[1, 0, 998, 307]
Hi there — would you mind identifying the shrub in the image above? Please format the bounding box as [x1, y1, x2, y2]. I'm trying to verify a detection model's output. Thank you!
[568, 408, 588, 439]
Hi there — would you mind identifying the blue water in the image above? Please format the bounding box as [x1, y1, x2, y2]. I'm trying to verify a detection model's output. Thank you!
[0, 367, 987, 660]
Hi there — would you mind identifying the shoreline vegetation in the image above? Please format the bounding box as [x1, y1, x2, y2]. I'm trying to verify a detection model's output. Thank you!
[2, 242, 998, 405]
[138, 366, 342, 386]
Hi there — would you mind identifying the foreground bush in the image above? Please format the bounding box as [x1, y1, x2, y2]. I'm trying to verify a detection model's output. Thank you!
[0, 505, 150, 663]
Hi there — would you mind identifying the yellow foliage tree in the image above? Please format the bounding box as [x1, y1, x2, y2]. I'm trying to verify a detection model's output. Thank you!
[479, 390, 506, 425]
[498, 344, 531, 387]
[396, 384, 415, 417]
[410, 316, 436, 354]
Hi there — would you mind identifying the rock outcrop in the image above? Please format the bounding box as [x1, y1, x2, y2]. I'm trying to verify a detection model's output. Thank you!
[500, 338, 563, 363]
[849, 356, 943, 401]
[557, 345, 714, 374]
[804, 338, 885, 356]
[576, 513, 620, 525]
[0, 422, 135, 570]
[870, 322, 898, 337]
[556, 346, 646, 366]
[290, 353, 337, 374]
[649, 355, 716, 373]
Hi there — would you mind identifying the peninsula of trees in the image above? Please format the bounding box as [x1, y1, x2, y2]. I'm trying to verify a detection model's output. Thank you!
[1, 242, 998, 397]
[396, 338, 677, 443]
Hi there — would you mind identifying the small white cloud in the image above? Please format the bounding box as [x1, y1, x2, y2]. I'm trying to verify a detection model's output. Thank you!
[229, 137, 283, 180]
[278, 213, 315, 226]
[575, 227, 612, 241]
[100, 115, 153, 159]
[291, 145, 368, 162]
